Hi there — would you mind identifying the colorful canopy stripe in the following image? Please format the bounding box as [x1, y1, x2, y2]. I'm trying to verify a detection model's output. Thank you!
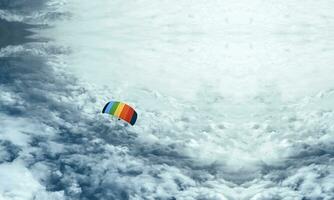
[102, 101, 137, 125]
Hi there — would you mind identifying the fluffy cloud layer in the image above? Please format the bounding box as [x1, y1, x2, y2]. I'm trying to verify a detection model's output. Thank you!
[1, 1, 334, 200]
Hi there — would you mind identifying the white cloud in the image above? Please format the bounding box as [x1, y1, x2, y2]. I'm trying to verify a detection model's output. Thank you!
[0, 160, 64, 200]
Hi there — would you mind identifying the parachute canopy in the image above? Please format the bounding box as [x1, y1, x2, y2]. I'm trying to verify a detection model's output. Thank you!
[102, 101, 137, 126]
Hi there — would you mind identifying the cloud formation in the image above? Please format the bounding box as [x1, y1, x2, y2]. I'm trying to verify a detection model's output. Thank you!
[1, 1, 334, 200]
[1, 43, 334, 200]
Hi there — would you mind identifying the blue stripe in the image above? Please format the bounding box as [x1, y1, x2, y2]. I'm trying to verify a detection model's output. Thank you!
[105, 101, 114, 113]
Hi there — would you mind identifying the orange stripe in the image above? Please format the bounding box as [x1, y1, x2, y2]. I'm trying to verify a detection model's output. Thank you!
[119, 105, 130, 120]
[124, 107, 134, 123]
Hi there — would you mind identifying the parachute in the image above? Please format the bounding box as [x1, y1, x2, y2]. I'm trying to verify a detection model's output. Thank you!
[102, 101, 137, 126]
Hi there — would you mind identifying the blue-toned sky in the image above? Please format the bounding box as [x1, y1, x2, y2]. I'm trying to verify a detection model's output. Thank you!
[1, 1, 334, 199]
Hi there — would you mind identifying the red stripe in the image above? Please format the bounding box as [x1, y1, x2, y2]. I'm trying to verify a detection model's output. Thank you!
[124, 107, 134, 123]
[119, 105, 130, 120]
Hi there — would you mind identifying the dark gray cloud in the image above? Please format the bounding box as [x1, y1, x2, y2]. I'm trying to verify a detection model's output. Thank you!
[0, 0, 69, 24]
[0, 19, 37, 47]
[0, 0, 46, 11]
[0, 140, 20, 163]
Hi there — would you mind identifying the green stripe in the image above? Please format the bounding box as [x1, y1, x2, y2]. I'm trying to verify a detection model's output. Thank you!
[109, 102, 120, 115]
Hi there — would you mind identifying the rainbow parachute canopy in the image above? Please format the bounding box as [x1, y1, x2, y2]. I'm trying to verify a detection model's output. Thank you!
[102, 101, 137, 126]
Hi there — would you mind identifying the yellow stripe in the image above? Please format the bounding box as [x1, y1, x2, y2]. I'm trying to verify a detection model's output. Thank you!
[114, 103, 125, 117]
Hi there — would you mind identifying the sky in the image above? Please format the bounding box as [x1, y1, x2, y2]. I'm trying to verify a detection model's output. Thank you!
[0, 0, 334, 199]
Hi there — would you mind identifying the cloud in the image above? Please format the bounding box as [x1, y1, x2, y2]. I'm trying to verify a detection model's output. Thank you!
[1, 43, 334, 200]
[1, 1, 334, 200]
[0, 0, 69, 23]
